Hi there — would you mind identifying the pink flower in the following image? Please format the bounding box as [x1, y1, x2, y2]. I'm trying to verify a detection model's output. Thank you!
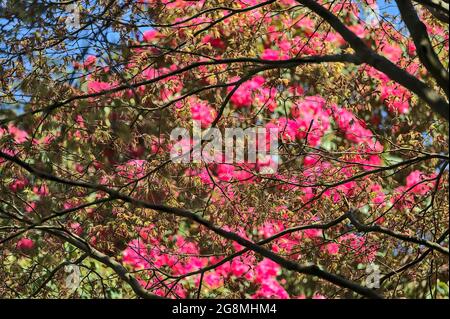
[277, 117, 300, 141]
[0, 124, 29, 143]
[381, 44, 402, 63]
[83, 55, 97, 69]
[25, 202, 37, 213]
[229, 259, 251, 277]
[9, 178, 28, 192]
[142, 67, 161, 80]
[332, 105, 383, 151]
[349, 24, 367, 39]
[406, 170, 433, 195]
[303, 155, 320, 167]
[33, 184, 49, 196]
[202, 35, 226, 49]
[216, 164, 235, 181]
[390, 99, 410, 114]
[75, 163, 85, 173]
[116, 160, 147, 179]
[261, 48, 288, 60]
[253, 279, 289, 299]
[370, 184, 386, 205]
[123, 239, 150, 269]
[325, 242, 340, 255]
[150, 136, 164, 154]
[142, 30, 159, 42]
[304, 228, 322, 239]
[87, 80, 113, 93]
[17, 238, 35, 252]
[204, 272, 223, 288]
[228, 76, 265, 108]
[407, 41, 416, 55]
[69, 222, 83, 236]
[255, 258, 280, 281]
[190, 99, 216, 128]
[290, 96, 330, 146]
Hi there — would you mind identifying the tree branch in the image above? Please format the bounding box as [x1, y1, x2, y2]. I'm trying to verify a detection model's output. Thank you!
[347, 209, 449, 255]
[42, 228, 165, 299]
[396, 0, 449, 97]
[413, 0, 449, 17]
[296, 0, 449, 121]
[0, 54, 361, 125]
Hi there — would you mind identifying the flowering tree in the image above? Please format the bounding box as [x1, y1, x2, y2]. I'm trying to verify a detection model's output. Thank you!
[0, 0, 448, 299]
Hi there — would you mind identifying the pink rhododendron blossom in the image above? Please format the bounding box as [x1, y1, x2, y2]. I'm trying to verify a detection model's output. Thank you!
[324, 242, 340, 255]
[33, 184, 49, 196]
[142, 30, 159, 42]
[190, 99, 217, 128]
[88, 80, 114, 93]
[17, 238, 35, 252]
[261, 48, 288, 60]
[83, 55, 97, 69]
[9, 178, 28, 192]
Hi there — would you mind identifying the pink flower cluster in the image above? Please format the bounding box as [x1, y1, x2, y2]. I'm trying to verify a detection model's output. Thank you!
[116, 160, 147, 180]
[0, 124, 29, 144]
[391, 170, 437, 209]
[285, 96, 331, 146]
[228, 76, 266, 108]
[189, 98, 217, 128]
[16, 238, 35, 252]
